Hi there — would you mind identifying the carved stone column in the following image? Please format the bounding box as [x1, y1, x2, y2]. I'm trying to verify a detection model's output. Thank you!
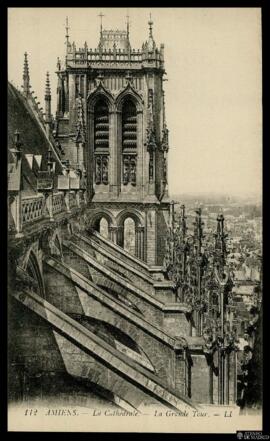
[77, 142, 85, 170]
[117, 226, 124, 248]
[109, 226, 118, 244]
[64, 191, 71, 213]
[135, 226, 145, 261]
[75, 190, 81, 208]
[45, 192, 54, 222]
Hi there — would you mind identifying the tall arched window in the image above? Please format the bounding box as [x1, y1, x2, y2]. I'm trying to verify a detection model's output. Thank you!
[122, 99, 137, 186]
[92, 216, 109, 239]
[99, 217, 109, 239]
[123, 217, 136, 255]
[94, 98, 109, 185]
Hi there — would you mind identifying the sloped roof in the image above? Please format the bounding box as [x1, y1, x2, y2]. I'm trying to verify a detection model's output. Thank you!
[8, 82, 63, 186]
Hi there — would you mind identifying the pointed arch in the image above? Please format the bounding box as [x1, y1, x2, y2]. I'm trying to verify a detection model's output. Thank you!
[115, 84, 143, 113]
[87, 83, 115, 113]
[26, 250, 45, 297]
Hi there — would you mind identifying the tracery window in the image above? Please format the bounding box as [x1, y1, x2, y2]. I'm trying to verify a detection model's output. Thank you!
[94, 98, 109, 185]
[122, 99, 137, 185]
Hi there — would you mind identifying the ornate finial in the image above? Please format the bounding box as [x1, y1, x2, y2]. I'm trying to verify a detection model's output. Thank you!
[23, 52, 30, 96]
[98, 12, 105, 35]
[194, 208, 204, 254]
[215, 214, 228, 271]
[45, 72, 51, 97]
[47, 146, 53, 173]
[44, 72, 52, 128]
[65, 16, 70, 44]
[57, 57, 61, 70]
[146, 13, 156, 52]
[148, 13, 153, 38]
[126, 10, 130, 37]
[180, 204, 187, 238]
[215, 214, 227, 263]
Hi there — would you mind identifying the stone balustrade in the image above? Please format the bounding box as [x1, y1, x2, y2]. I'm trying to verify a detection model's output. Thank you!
[21, 194, 46, 224]
[52, 191, 65, 215]
[68, 48, 163, 68]
[8, 183, 87, 238]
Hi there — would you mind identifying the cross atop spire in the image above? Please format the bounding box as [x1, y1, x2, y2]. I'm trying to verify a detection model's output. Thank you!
[126, 10, 130, 37]
[22, 52, 30, 97]
[98, 12, 105, 34]
[148, 13, 153, 38]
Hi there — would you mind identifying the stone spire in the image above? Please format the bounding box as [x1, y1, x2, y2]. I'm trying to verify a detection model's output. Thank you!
[126, 11, 130, 38]
[214, 214, 228, 270]
[98, 12, 105, 51]
[179, 205, 187, 239]
[65, 16, 72, 55]
[22, 52, 30, 97]
[126, 11, 132, 53]
[44, 72, 52, 133]
[146, 13, 156, 52]
[193, 208, 204, 255]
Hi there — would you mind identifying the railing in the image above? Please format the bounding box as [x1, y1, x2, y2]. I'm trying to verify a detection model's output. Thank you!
[52, 192, 64, 215]
[68, 48, 163, 68]
[69, 192, 77, 209]
[21, 194, 46, 225]
[9, 186, 87, 237]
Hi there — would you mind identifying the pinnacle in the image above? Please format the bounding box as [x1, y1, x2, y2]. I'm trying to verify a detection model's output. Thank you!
[22, 52, 30, 96]
[45, 71, 51, 96]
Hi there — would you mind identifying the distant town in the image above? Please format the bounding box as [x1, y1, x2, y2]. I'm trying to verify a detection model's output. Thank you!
[173, 193, 262, 352]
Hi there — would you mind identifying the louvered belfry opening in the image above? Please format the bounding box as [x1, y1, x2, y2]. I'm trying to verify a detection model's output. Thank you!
[122, 99, 137, 186]
[94, 99, 109, 185]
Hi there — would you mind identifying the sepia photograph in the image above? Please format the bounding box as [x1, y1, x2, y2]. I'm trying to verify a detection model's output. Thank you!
[7, 6, 263, 433]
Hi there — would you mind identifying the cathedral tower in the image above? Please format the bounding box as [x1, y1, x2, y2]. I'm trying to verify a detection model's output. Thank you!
[54, 15, 171, 265]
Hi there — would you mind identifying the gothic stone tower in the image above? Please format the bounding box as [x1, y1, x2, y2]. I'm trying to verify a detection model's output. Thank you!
[54, 16, 170, 266]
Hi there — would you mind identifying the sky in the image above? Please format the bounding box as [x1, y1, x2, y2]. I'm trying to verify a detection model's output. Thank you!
[8, 8, 262, 198]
